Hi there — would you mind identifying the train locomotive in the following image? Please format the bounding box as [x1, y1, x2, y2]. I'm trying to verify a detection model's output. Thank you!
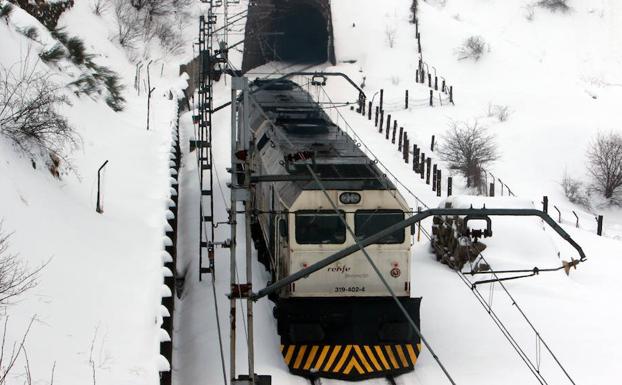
[246, 79, 421, 380]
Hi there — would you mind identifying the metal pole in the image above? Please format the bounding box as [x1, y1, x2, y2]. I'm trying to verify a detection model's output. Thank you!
[242, 78, 255, 384]
[229, 82, 238, 383]
[96, 160, 109, 213]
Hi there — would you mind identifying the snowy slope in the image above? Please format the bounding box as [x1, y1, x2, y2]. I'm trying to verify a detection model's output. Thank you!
[0, 2, 192, 384]
[172, 1, 622, 385]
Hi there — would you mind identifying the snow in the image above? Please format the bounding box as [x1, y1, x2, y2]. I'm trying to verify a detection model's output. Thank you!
[1, 0, 621, 384]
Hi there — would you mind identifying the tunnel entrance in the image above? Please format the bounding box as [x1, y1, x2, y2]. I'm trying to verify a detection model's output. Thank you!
[242, 0, 336, 73]
[272, 4, 328, 63]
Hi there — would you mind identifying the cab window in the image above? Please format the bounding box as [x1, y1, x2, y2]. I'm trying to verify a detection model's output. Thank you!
[355, 209, 405, 244]
[295, 210, 346, 244]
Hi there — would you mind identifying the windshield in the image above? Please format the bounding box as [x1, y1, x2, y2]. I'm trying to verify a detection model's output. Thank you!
[355, 210, 405, 244]
[295, 211, 346, 244]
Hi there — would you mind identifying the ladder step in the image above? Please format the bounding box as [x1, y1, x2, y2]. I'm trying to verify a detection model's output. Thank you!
[201, 190, 212, 196]
[203, 215, 213, 222]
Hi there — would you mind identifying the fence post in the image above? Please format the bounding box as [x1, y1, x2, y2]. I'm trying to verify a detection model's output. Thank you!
[416, 70, 419, 83]
[375, 106, 379, 127]
[397, 126, 403, 148]
[597, 215, 603, 236]
[386, 114, 391, 136]
[448, 177, 453, 196]
[430, 135, 435, 151]
[434, 76, 438, 91]
[554, 205, 561, 223]
[420, 153, 426, 179]
[390, 121, 397, 142]
[405, 90, 409, 109]
[542, 196, 548, 213]
[413, 144, 418, 171]
[404, 137, 410, 163]
[572, 211, 579, 228]
[442, 79, 446, 93]
[429, 90, 433, 107]
[436, 169, 442, 197]
[432, 164, 437, 191]
[426, 158, 431, 184]
[368, 101, 372, 120]
[380, 89, 384, 111]
[417, 33, 421, 53]
[379, 110, 384, 133]
[449, 86, 454, 104]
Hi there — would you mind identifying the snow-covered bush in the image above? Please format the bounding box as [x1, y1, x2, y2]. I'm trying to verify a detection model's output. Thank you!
[65, 36, 88, 65]
[561, 172, 591, 207]
[0, 2, 14, 22]
[0, 57, 78, 168]
[18, 26, 38, 41]
[587, 132, 622, 201]
[438, 120, 499, 194]
[39, 43, 66, 64]
[487, 103, 511, 122]
[537, 0, 570, 13]
[456, 35, 488, 61]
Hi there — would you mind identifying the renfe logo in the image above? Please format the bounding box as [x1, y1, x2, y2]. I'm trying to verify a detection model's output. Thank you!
[327, 264, 351, 273]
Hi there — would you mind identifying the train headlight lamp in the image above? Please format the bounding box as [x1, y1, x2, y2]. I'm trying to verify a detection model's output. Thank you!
[339, 192, 361, 204]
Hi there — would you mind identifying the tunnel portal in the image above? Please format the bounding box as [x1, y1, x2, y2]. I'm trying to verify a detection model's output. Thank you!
[242, 0, 336, 73]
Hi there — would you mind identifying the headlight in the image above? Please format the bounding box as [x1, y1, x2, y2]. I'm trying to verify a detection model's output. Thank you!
[339, 192, 361, 204]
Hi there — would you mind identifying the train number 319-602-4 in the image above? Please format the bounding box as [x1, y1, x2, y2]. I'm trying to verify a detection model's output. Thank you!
[334, 286, 366, 293]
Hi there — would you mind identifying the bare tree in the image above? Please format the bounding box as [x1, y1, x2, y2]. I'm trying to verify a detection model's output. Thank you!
[91, 0, 111, 16]
[438, 120, 500, 193]
[0, 53, 78, 170]
[113, 0, 142, 49]
[0, 223, 45, 305]
[587, 132, 622, 201]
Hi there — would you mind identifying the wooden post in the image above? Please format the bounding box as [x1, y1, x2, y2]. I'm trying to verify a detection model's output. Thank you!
[404, 138, 410, 163]
[375, 106, 379, 127]
[380, 89, 384, 111]
[368, 101, 372, 120]
[436, 169, 442, 197]
[430, 135, 435, 151]
[420, 153, 426, 179]
[542, 196, 548, 214]
[413, 145, 419, 172]
[416, 69, 419, 83]
[386, 114, 391, 138]
[489, 183, 495, 197]
[417, 33, 421, 53]
[448, 177, 453, 196]
[429, 90, 433, 107]
[397, 126, 403, 148]
[434, 76, 438, 91]
[405, 90, 409, 109]
[597, 215, 603, 236]
[379, 110, 384, 133]
[413, 144, 419, 172]
[432, 164, 437, 191]
[428, 73, 432, 88]
[426, 158, 431, 184]
[449, 86, 454, 104]
[442, 79, 446, 93]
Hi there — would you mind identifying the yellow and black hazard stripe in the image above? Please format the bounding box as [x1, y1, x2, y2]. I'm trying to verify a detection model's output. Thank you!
[281, 343, 421, 379]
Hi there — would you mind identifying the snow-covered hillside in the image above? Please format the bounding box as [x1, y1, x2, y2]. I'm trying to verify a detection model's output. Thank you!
[1, 0, 620, 384]
[0, 1, 194, 383]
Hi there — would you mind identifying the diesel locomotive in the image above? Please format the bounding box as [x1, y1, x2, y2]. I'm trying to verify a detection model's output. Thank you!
[246, 79, 421, 380]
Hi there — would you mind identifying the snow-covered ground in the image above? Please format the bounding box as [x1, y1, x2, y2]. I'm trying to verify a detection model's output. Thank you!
[1, 0, 621, 384]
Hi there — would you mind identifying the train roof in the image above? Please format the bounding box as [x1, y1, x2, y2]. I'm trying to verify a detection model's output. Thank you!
[249, 79, 396, 191]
